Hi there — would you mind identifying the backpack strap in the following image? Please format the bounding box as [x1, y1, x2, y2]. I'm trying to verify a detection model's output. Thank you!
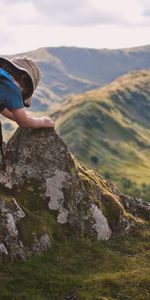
[0, 121, 6, 170]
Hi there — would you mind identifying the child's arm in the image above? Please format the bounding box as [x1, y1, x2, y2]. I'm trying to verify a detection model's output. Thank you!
[1, 108, 16, 121]
[12, 108, 55, 128]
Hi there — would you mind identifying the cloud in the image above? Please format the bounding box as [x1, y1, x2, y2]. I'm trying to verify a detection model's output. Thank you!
[0, 0, 150, 55]
[1, 0, 149, 28]
[34, 0, 87, 14]
[141, 0, 150, 16]
[26, 0, 145, 27]
[0, 31, 13, 46]
[0, 29, 14, 55]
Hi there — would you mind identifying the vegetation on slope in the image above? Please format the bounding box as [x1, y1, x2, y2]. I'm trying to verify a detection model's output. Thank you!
[1, 44, 150, 137]
[4, 44, 150, 108]
[53, 69, 150, 201]
[0, 225, 149, 300]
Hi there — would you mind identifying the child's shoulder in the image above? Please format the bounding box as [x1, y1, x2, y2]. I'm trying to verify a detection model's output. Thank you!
[0, 75, 21, 97]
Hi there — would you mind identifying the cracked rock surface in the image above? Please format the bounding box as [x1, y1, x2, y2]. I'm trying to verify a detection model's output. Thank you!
[0, 128, 149, 262]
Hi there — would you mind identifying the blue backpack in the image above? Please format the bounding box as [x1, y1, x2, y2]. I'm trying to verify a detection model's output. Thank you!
[0, 68, 12, 170]
[0, 121, 5, 169]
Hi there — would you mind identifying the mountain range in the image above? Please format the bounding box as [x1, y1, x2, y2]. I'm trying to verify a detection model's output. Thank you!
[4, 44, 150, 111]
[1, 45, 150, 199]
[1, 44, 150, 138]
[52, 68, 150, 201]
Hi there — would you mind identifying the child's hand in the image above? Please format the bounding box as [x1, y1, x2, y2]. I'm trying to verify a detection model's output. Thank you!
[10, 108, 56, 129]
[42, 117, 55, 128]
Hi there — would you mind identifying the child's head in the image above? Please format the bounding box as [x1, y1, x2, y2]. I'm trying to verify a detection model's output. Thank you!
[1, 63, 33, 102]
[0, 56, 41, 107]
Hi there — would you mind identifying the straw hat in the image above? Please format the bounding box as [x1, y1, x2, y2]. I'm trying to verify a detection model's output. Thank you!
[0, 56, 41, 107]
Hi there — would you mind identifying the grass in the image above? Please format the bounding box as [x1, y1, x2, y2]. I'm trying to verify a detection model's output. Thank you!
[0, 224, 150, 300]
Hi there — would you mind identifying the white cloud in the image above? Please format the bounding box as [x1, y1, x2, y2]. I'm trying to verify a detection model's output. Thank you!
[24, 0, 150, 27]
[0, 30, 14, 48]
[141, 0, 150, 16]
[0, 0, 149, 54]
[1, 0, 149, 27]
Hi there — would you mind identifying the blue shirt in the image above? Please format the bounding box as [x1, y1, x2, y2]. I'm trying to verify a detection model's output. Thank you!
[0, 67, 24, 112]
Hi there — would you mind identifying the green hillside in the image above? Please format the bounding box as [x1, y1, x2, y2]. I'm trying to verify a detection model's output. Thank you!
[1, 44, 150, 140]
[0, 226, 150, 299]
[53, 69, 150, 201]
[3, 44, 150, 110]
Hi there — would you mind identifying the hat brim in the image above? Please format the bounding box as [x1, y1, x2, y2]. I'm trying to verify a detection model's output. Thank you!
[0, 56, 32, 80]
[0, 57, 33, 107]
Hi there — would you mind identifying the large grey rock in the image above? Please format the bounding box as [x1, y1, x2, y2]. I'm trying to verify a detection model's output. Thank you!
[0, 128, 149, 262]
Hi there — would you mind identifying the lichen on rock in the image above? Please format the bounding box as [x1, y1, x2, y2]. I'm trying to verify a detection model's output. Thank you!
[90, 203, 112, 240]
[0, 127, 149, 262]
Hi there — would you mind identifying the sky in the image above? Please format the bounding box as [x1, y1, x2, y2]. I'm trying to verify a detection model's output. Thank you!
[0, 0, 150, 55]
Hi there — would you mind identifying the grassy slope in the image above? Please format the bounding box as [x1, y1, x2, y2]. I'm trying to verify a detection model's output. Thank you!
[0, 225, 149, 300]
[1, 44, 150, 138]
[4, 44, 150, 109]
[54, 69, 150, 201]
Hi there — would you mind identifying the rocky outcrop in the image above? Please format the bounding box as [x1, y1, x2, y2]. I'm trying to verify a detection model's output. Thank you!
[0, 128, 149, 262]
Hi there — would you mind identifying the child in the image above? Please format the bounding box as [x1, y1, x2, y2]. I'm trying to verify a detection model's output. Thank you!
[0, 55, 55, 128]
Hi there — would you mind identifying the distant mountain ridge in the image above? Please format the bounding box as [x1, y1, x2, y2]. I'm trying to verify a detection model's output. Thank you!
[52, 68, 150, 201]
[4, 44, 150, 111]
[1, 46, 150, 198]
